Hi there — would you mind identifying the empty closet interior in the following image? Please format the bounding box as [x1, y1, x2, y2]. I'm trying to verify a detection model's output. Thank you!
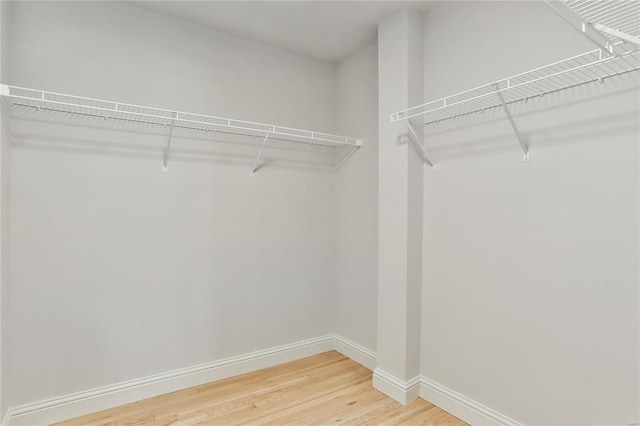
[0, 1, 638, 425]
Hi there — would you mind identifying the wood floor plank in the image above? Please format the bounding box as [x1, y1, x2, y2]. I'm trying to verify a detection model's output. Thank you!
[168, 361, 371, 425]
[306, 386, 391, 425]
[353, 397, 433, 426]
[61, 353, 345, 425]
[246, 379, 374, 425]
[60, 353, 351, 426]
[54, 351, 467, 426]
[206, 374, 373, 425]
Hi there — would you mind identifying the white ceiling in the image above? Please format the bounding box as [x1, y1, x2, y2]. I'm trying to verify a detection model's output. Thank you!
[130, 1, 440, 64]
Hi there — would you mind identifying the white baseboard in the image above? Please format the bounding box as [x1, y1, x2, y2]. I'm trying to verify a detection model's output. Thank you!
[370, 368, 521, 425]
[420, 377, 522, 426]
[5, 335, 334, 426]
[332, 334, 376, 370]
[2, 335, 520, 426]
[372, 368, 421, 405]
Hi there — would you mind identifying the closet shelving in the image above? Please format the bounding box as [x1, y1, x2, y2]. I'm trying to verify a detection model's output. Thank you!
[391, 47, 639, 126]
[0, 84, 362, 175]
[391, 0, 640, 168]
[564, 0, 640, 46]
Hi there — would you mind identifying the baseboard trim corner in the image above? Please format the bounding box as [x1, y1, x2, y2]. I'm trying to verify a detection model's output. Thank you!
[332, 334, 376, 370]
[420, 376, 522, 426]
[1, 409, 11, 426]
[372, 368, 421, 405]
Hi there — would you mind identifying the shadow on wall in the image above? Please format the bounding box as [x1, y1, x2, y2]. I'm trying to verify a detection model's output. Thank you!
[4, 108, 359, 175]
[418, 74, 640, 163]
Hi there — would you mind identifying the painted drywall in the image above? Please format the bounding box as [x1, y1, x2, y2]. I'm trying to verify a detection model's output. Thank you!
[0, 109, 8, 425]
[7, 1, 338, 408]
[0, 2, 3, 419]
[420, 2, 639, 424]
[334, 43, 378, 353]
[9, 1, 335, 131]
[405, 9, 424, 383]
[0, 0, 12, 419]
[0, 0, 7, 84]
[376, 9, 424, 386]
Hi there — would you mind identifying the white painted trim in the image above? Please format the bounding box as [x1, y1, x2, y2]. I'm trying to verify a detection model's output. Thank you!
[1, 336, 522, 426]
[5, 335, 334, 426]
[372, 368, 421, 405]
[371, 368, 521, 425]
[420, 377, 523, 426]
[332, 334, 376, 370]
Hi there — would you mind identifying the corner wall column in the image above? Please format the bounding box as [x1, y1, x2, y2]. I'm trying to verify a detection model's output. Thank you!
[374, 8, 424, 405]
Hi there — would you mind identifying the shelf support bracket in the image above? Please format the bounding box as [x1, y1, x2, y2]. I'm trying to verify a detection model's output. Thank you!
[163, 112, 177, 172]
[591, 23, 640, 47]
[494, 86, 529, 161]
[250, 128, 273, 177]
[407, 121, 435, 171]
[543, 1, 614, 56]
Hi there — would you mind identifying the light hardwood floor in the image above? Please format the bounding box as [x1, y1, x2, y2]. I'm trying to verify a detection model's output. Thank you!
[53, 351, 467, 426]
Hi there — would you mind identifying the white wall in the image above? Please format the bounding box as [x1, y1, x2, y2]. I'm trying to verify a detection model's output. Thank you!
[375, 10, 426, 387]
[334, 43, 378, 353]
[0, 0, 12, 419]
[7, 1, 337, 408]
[421, 2, 639, 425]
[0, 118, 9, 423]
[9, 1, 335, 131]
[0, 0, 7, 79]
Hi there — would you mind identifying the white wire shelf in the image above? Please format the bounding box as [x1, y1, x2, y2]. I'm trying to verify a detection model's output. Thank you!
[566, 0, 640, 45]
[391, 47, 640, 126]
[0, 84, 362, 149]
[391, 0, 640, 127]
